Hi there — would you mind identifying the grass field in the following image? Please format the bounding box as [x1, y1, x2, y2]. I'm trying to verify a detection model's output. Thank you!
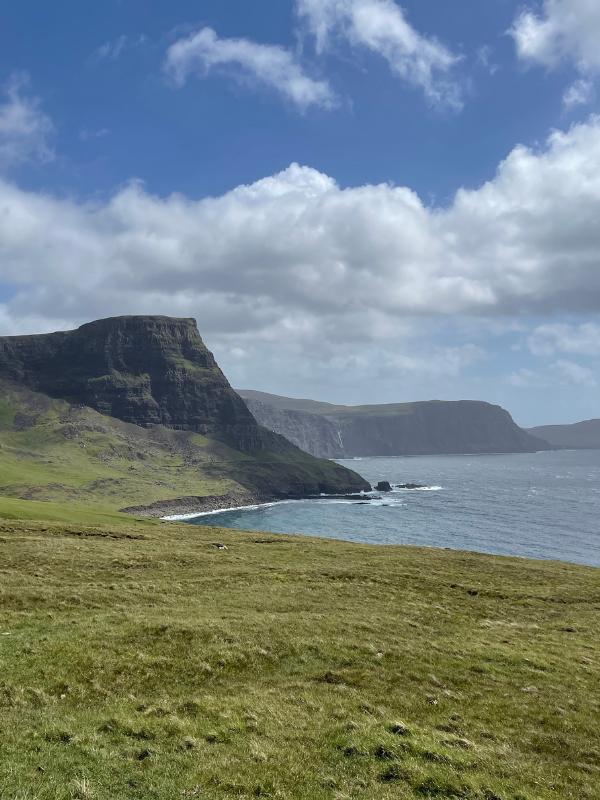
[1, 508, 599, 800]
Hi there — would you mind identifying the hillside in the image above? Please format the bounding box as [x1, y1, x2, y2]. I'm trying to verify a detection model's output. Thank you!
[239, 391, 550, 458]
[0, 317, 369, 514]
[0, 379, 369, 516]
[528, 419, 600, 449]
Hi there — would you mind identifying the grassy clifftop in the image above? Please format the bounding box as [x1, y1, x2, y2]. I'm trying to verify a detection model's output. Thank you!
[0, 513, 598, 799]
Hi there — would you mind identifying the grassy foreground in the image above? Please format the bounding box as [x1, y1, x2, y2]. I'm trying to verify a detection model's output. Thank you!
[1, 512, 599, 799]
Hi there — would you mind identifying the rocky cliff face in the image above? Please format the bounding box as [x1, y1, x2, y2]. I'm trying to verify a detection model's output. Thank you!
[0, 316, 371, 497]
[0, 316, 270, 451]
[245, 398, 345, 458]
[240, 391, 550, 457]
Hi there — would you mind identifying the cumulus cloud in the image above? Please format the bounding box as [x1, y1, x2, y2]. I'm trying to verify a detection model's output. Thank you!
[2, 117, 600, 387]
[511, 0, 600, 72]
[296, 0, 462, 108]
[563, 78, 594, 108]
[164, 27, 334, 111]
[0, 73, 54, 169]
[527, 322, 600, 356]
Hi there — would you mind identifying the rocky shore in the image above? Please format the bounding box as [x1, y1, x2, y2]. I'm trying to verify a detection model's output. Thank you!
[120, 490, 266, 519]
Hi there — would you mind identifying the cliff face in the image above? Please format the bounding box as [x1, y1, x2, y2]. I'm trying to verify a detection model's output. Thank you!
[528, 420, 600, 449]
[239, 391, 551, 457]
[245, 398, 345, 458]
[0, 316, 269, 451]
[0, 317, 372, 499]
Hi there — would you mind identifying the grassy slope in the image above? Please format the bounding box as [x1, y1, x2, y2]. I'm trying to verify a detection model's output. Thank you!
[0, 513, 599, 800]
[0, 385, 239, 511]
[0, 383, 364, 514]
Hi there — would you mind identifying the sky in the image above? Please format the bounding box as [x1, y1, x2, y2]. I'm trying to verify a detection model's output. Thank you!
[1, 0, 600, 426]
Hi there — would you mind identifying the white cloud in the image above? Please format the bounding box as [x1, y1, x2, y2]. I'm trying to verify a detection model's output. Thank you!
[508, 367, 547, 388]
[552, 358, 597, 386]
[511, 0, 600, 72]
[93, 34, 147, 62]
[508, 359, 597, 388]
[0, 73, 54, 169]
[79, 127, 111, 142]
[2, 117, 600, 386]
[296, 0, 462, 108]
[164, 27, 334, 111]
[563, 78, 594, 108]
[527, 322, 600, 356]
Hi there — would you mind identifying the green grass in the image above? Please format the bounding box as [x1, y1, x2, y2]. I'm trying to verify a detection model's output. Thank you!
[0, 381, 366, 512]
[0, 497, 156, 526]
[0, 513, 598, 799]
[0, 382, 255, 510]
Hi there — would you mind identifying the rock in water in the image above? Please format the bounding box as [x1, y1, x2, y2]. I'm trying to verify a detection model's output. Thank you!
[376, 481, 392, 492]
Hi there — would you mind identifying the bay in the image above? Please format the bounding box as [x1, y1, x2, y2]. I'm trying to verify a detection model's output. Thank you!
[189, 450, 600, 567]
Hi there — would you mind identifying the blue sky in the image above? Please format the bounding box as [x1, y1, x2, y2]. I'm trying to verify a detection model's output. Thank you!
[1, 0, 600, 425]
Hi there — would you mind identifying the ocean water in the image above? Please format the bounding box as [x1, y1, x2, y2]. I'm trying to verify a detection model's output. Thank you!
[188, 450, 600, 567]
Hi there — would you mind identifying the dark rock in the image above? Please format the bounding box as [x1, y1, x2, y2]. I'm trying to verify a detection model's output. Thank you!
[376, 481, 392, 492]
[396, 483, 426, 490]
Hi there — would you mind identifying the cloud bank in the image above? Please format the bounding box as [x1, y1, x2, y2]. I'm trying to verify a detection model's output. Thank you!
[2, 116, 600, 337]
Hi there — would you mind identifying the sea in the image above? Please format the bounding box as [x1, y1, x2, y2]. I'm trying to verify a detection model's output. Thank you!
[188, 450, 600, 567]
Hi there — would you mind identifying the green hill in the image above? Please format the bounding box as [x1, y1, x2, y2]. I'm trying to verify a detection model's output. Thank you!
[0, 379, 367, 519]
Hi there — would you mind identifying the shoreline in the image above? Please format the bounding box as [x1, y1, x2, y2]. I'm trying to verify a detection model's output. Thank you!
[162, 499, 297, 521]
[120, 491, 270, 519]
[122, 490, 376, 521]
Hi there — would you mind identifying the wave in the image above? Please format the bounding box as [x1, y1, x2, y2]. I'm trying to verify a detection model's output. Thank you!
[393, 485, 443, 492]
[162, 500, 297, 521]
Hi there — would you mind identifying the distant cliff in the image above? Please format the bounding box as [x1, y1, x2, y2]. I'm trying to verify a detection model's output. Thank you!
[0, 317, 370, 500]
[240, 390, 551, 457]
[528, 420, 600, 449]
[245, 398, 346, 458]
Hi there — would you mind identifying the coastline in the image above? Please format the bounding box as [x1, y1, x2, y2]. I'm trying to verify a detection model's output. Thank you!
[162, 499, 297, 521]
[122, 490, 375, 521]
[120, 491, 270, 520]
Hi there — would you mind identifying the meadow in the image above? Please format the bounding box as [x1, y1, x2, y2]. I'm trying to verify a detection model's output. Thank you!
[1, 505, 598, 799]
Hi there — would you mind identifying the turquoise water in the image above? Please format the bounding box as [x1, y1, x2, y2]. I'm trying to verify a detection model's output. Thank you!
[188, 450, 600, 567]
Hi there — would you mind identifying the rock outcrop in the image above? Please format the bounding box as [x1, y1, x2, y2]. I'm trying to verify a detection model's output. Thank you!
[0, 317, 370, 499]
[239, 390, 551, 457]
